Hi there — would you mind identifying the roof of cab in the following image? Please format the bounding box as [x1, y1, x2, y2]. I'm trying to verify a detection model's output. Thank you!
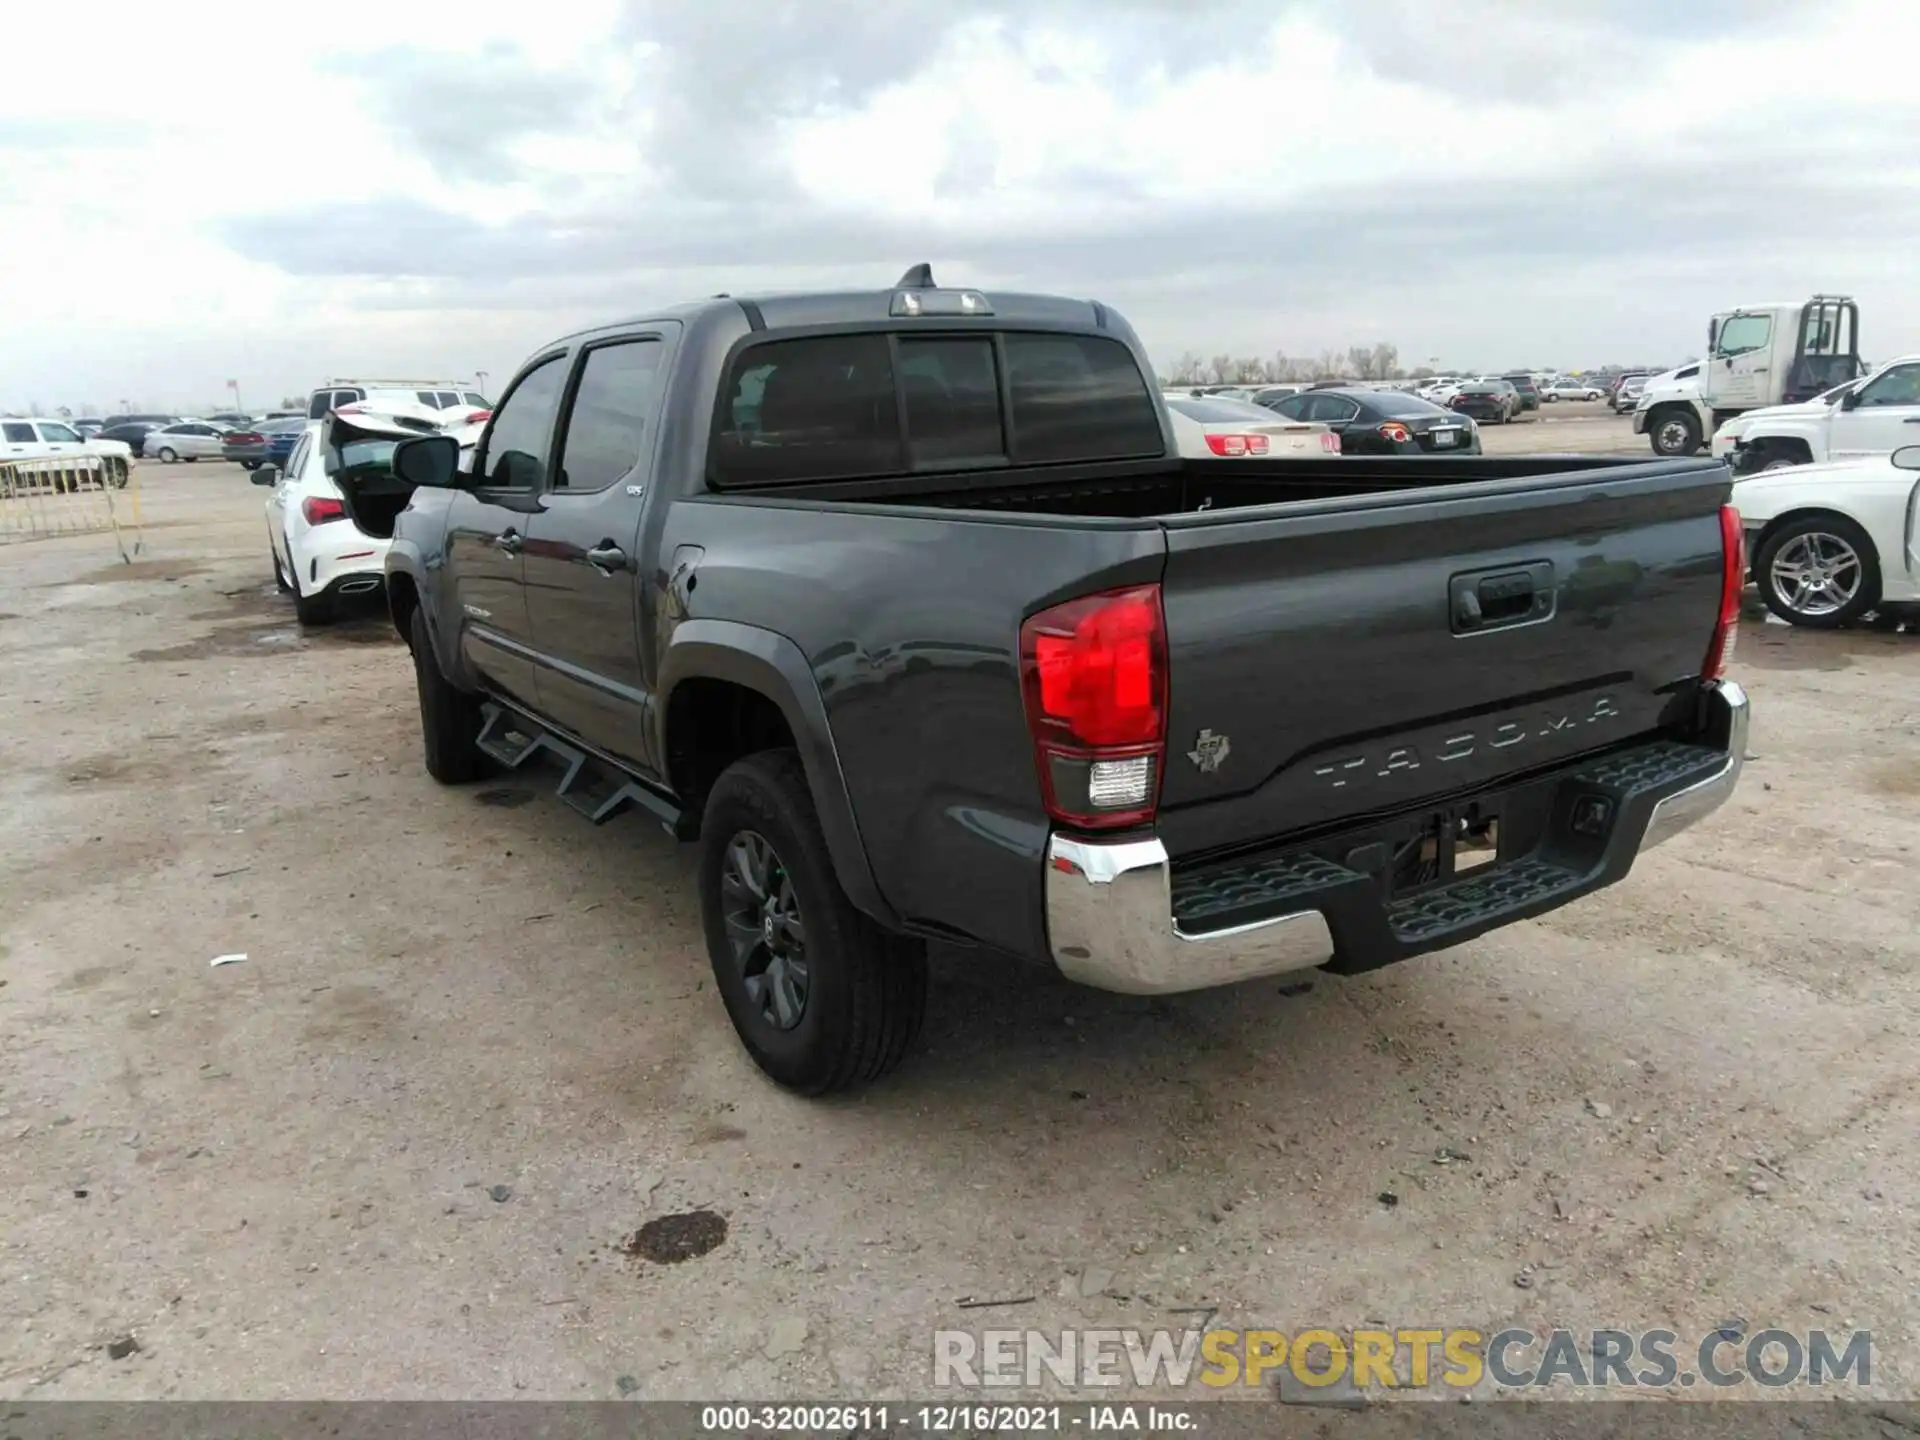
[546, 264, 1113, 349]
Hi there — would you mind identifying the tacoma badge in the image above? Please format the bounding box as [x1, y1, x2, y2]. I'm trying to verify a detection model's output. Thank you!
[1188, 729, 1231, 774]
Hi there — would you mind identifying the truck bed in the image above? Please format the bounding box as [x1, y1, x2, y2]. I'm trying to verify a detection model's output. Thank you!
[719, 454, 1715, 521]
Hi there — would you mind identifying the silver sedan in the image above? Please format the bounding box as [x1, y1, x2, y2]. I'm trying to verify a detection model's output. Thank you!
[142, 422, 232, 462]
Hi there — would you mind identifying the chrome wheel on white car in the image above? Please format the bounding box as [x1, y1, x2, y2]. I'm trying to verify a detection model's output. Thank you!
[1755, 517, 1881, 629]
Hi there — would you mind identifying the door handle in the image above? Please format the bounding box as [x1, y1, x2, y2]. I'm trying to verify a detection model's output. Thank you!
[585, 541, 627, 574]
[495, 530, 522, 555]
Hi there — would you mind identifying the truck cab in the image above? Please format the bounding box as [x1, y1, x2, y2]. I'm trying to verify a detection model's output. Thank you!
[1635, 295, 1861, 458]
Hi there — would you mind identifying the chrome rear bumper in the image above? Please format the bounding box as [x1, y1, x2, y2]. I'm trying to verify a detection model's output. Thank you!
[1043, 681, 1748, 996]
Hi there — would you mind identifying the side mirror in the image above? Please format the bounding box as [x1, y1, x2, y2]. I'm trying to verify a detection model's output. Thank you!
[1840, 387, 1861, 411]
[393, 435, 462, 488]
[251, 465, 278, 486]
[1891, 445, 1920, 472]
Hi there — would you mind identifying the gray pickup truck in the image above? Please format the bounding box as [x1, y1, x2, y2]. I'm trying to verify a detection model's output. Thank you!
[329, 267, 1750, 1094]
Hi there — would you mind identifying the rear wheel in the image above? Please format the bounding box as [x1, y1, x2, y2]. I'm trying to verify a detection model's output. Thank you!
[157, 447, 178, 463]
[700, 750, 926, 1094]
[241, 460, 259, 471]
[1755, 516, 1880, 629]
[286, 557, 332, 626]
[409, 605, 485, 782]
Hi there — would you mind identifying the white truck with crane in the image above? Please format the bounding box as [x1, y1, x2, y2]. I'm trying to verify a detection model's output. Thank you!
[1632, 295, 1864, 458]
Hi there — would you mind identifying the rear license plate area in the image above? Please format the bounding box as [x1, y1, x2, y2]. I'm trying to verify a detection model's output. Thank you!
[1432, 428, 1457, 447]
[1362, 802, 1503, 899]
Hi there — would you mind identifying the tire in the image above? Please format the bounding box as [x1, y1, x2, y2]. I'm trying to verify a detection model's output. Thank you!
[286, 557, 332, 625]
[241, 460, 259, 471]
[699, 750, 927, 1095]
[1754, 515, 1881, 629]
[408, 605, 485, 783]
[293, 588, 332, 626]
[1649, 408, 1702, 457]
[157, 447, 178, 463]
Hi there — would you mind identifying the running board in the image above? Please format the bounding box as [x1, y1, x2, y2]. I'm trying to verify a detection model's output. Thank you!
[475, 703, 695, 838]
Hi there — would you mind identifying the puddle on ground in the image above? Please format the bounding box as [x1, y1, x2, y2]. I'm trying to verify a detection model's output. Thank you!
[130, 617, 398, 662]
[1739, 621, 1916, 673]
[65, 560, 210, 586]
[1873, 761, 1920, 797]
[474, 788, 536, 809]
[623, 1210, 728, 1264]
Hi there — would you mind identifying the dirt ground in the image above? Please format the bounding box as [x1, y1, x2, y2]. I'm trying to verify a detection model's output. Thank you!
[2, 458, 1916, 1403]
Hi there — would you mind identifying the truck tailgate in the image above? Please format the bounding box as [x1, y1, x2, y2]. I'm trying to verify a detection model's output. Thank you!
[1154, 459, 1733, 856]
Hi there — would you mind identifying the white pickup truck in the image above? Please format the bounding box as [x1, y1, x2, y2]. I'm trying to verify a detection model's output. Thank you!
[1711, 354, 1920, 474]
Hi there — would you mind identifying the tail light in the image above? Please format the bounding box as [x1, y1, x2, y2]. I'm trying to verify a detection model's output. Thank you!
[1378, 422, 1412, 443]
[1205, 433, 1270, 457]
[302, 496, 346, 525]
[1702, 504, 1744, 680]
[1321, 432, 1342, 454]
[1019, 585, 1168, 830]
[462, 410, 492, 425]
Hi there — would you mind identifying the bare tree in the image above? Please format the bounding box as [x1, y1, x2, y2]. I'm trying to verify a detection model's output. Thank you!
[1168, 354, 1205, 386]
[1205, 354, 1232, 385]
[1370, 342, 1400, 380]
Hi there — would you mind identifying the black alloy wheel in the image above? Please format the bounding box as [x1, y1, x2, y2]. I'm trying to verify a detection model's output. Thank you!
[718, 829, 810, 1031]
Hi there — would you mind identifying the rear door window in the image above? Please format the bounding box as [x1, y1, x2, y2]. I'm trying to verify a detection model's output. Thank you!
[1002, 333, 1162, 463]
[3, 422, 36, 443]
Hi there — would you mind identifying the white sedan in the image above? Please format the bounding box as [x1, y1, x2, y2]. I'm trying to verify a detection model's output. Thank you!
[1732, 444, 1920, 628]
[1163, 395, 1340, 458]
[258, 407, 481, 625]
[142, 422, 231, 462]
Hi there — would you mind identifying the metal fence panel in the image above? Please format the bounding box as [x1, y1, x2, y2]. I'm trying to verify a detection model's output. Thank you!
[0, 455, 143, 559]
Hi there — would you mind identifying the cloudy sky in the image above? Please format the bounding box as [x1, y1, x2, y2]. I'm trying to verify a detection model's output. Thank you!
[2, 0, 1912, 412]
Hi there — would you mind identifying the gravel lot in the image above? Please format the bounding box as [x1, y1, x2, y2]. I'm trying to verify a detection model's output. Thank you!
[2, 446, 1916, 1403]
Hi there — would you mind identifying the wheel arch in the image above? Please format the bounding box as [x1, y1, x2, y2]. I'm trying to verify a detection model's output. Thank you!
[1750, 504, 1881, 566]
[659, 620, 898, 930]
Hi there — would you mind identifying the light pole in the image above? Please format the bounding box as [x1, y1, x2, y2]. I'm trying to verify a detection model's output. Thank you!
[476, 370, 489, 396]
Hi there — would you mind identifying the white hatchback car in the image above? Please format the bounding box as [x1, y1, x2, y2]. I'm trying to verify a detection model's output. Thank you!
[258, 407, 483, 625]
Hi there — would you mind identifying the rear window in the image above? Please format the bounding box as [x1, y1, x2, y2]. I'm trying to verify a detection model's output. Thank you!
[1502, 375, 1537, 389]
[713, 333, 903, 485]
[1003, 333, 1161, 464]
[1370, 396, 1451, 419]
[709, 329, 1162, 488]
